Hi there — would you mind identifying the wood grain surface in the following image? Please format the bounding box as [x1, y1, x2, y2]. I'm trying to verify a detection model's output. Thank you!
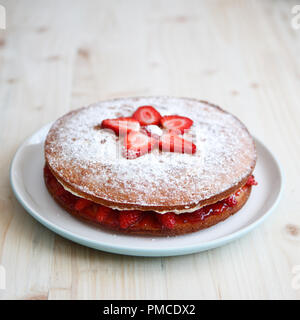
[0, 0, 299, 299]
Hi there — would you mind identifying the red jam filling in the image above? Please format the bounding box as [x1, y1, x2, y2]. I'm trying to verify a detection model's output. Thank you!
[44, 165, 257, 231]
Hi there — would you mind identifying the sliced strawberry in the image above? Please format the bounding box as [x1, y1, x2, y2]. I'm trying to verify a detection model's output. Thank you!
[159, 132, 196, 154]
[49, 178, 66, 197]
[246, 175, 258, 186]
[74, 198, 92, 211]
[160, 115, 193, 133]
[119, 211, 143, 229]
[82, 205, 98, 218]
[101, 117, 140, 136]
[123, 131, 158, 159]
[136, 213, 160, 229]
[159, 212, 176, 229]
[95, 206, 112, 223]
[103, 210, 119, 227]
[133, 106, 162, 126]
[225, 195, 237, 207]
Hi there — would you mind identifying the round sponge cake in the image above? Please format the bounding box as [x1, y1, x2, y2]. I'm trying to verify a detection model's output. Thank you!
[44, 97, 256, 213]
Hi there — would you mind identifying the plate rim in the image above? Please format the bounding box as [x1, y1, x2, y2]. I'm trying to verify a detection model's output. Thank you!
[9, 123, 284, 257]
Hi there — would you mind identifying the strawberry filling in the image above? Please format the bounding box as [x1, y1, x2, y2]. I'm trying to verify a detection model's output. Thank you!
[45, 165, 257, 231]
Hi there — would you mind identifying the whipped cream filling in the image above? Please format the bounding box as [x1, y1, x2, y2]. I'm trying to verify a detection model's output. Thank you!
[57, 178, 220, 215]
[145, 125, 163, 136]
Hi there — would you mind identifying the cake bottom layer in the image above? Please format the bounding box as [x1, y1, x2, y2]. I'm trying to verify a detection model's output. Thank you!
[44, 164, 254, 236]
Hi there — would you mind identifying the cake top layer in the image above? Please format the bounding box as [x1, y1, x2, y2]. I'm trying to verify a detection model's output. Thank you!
[45, 97, 256, 212]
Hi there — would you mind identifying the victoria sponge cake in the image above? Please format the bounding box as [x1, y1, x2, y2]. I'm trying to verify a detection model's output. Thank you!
[44, 96, 257, 236]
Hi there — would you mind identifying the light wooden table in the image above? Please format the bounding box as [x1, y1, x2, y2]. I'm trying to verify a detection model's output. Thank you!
[0, 0, 299, 300]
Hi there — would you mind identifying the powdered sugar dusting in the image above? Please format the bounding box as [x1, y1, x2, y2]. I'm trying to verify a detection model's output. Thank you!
[45, 97, 256, 210]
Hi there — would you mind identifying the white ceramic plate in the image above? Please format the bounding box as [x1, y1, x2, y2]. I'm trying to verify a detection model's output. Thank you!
[10, 123, 283, 257]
